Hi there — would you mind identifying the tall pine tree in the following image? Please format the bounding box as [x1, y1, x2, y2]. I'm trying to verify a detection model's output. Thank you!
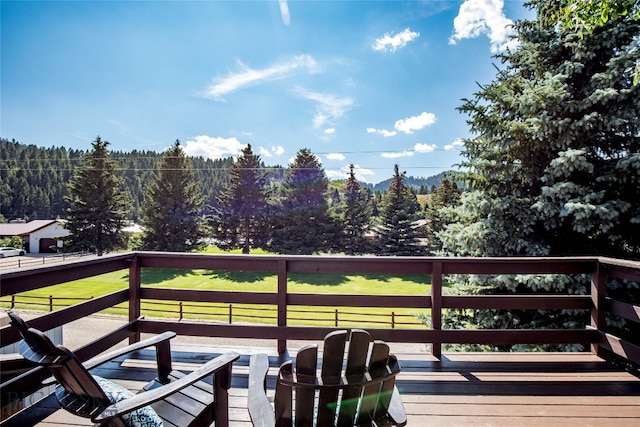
[375, 165, 425, 256]
[140, 141, 207, 252]
[213, 144, 269, 254]
[268, 148, 336, 254]
[423, 177, 461, 255]
[340, 164, 373, 255]
[64, 136, 130, 255]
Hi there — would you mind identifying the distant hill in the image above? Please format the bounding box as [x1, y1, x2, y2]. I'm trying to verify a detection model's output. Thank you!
[365, 171, 453, 193]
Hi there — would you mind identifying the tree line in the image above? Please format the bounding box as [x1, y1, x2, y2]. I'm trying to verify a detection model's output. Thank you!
[0, 137, 445, 225]
[60, 138, 459, 256]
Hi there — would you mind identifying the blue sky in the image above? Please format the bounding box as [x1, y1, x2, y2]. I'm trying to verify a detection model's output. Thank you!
[1, 0, 533, 184]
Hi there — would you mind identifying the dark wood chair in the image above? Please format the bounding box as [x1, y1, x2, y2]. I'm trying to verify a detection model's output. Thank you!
[248, 329, 407, 427]
[7, 310, 239, 427]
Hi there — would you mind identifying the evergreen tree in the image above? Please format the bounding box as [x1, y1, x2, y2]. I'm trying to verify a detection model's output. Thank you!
[140, 140, 207, 252]
[268, 148, 336, 254]
[423, 177, 461, 255]
[213, 144, 269, 254]
[439, 0, 640, 349]
[560, 0, 640, 84]
[64, 136, 130, 255]
[340, 164, 373, 255]
[375, 165, 425, 256]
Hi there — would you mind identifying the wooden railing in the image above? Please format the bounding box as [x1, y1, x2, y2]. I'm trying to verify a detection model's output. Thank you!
[1, 252, 639, 402]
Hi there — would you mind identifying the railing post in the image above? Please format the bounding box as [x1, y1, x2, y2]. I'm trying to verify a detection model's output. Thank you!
[591, 261, 606, 357]
[431, 261, 442, 358]
[277, 259, 288, 354]
[129, 254, 142, 345]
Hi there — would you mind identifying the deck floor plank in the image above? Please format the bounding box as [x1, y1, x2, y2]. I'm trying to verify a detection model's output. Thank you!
[2, 345, 639, 426]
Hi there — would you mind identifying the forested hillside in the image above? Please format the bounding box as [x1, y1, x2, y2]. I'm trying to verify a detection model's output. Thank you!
[0, 138, 233, 221]
[366, 173, 449, 193]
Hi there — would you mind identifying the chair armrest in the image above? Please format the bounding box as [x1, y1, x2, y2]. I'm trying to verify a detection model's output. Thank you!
[248, 353, 275, 427]
[41, 331, 177, 387]
[93, 351, 239, 423]
[388, 386, 407, 427]
[83, 331, 176, 370]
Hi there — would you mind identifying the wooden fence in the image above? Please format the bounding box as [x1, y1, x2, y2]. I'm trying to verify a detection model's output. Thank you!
[0, 294, 422, 329]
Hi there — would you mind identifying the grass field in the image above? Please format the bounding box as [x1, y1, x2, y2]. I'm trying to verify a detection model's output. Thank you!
[2, 248, 433, 329]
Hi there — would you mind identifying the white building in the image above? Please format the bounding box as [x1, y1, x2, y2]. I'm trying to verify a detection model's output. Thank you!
[0, 219, 70, 254]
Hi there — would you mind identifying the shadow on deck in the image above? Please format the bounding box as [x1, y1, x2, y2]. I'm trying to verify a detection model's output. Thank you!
[2, 342, 640, 427]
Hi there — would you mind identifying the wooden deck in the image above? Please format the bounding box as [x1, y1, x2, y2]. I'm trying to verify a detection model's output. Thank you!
[2, 342, 640, 427]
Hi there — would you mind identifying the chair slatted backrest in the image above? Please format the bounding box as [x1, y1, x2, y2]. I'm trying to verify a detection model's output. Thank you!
[7, 311, 114, 422]
[274, 329, 402, 427]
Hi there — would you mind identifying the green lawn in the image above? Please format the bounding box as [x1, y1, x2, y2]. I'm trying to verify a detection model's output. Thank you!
[2, 249, 433, 329]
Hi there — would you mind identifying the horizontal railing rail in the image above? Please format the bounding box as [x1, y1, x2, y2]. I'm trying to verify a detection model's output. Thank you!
[1, 252, 639, 403]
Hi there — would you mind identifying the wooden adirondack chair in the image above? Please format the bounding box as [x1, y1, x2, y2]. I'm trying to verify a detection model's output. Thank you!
[248, 329, 407, 427]
[8, 310, 239, 427]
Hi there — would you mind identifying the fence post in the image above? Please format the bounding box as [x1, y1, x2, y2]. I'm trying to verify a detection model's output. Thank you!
[129, 254, 142, 345]
[391, 311, 395, 329]
[277, 259, 288, 354]
[179, 302, 183, 320]
[228, 304, 233, 324]
[49, 295, 53, 312]
[431, 261, 443, 359]
[591, 261, 606, 357]
[335, 309, 339, 327]
[11, 295, 15, 309]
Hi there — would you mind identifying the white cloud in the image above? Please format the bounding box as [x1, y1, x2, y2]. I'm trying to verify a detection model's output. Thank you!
[449, 0, 517, 53]
[414, 143, 437, 153]
[352, 164, 375, 179]
[183, 135, 245, 159]
[394, 112, 436, 134]
[204, 55, 318, 100]
[367, 127, 397, 137]
[325, 169, 345, 180]
[381, 150, 415, 159]
[327, 164, 375, 182]
[373, 28, 420, 52]
[444, 138, 465, 151]
[279, 0, 290, 26]
[295, 87, 354, 128]
[324, 128, 336, 134]
[326, 153, 345, 161]
[259, 145, 285, 157]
